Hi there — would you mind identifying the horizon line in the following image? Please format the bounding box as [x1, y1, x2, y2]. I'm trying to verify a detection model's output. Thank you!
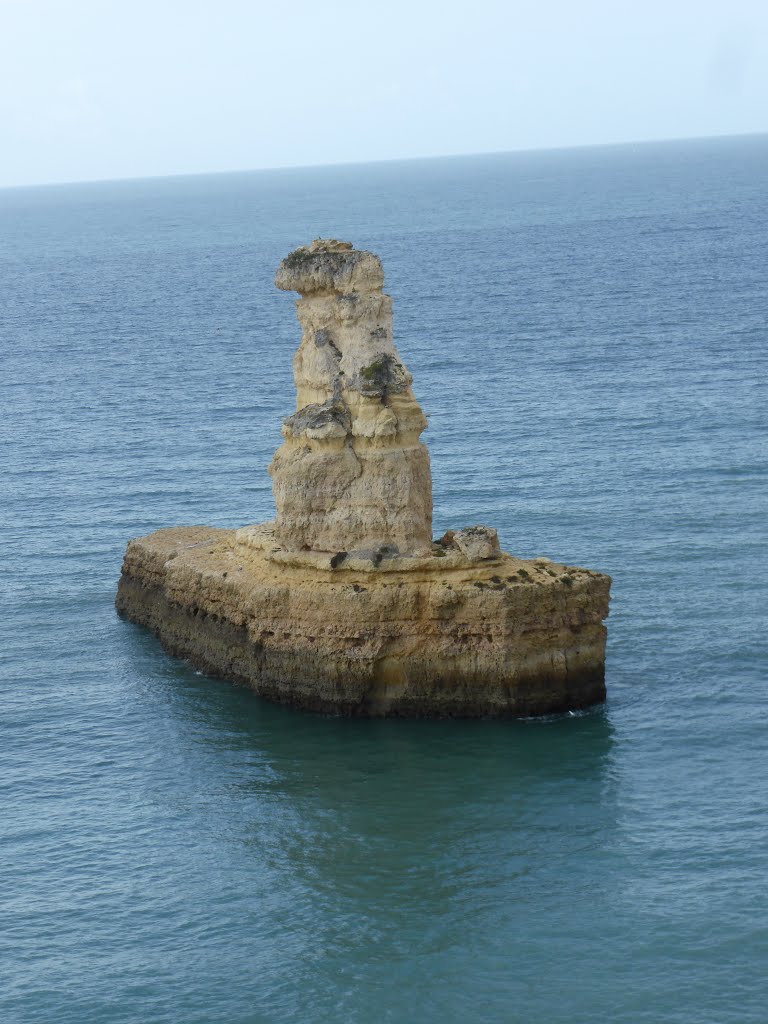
[2, 128, 766, 193]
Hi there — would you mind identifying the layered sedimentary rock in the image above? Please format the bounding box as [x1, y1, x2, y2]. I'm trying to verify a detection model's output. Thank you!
[270, 239, 432, 556]
[117, 240, 611, 718]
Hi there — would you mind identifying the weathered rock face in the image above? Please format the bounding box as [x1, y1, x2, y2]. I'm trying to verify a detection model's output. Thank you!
[116, 527, 610, 718]
[270, 239, 432, 557]
[116, 239, 612, 718]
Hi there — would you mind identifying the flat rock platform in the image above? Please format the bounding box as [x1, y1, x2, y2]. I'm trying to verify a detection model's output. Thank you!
[116, 525, 611, 718]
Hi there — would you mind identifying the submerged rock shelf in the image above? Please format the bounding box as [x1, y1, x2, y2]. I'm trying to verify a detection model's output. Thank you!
[117, 240, 611, 717]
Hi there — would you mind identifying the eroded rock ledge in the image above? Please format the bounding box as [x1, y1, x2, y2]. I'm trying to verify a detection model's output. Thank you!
[116, 527, 609, 717]
[116, 239, 611, 718]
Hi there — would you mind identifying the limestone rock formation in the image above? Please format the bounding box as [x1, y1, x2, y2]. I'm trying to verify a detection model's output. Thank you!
[270, 239, 432, 557]
[116, 240, 611, 718]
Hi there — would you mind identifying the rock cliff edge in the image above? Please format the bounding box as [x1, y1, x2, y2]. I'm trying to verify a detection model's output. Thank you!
[116, 240, 611, 717]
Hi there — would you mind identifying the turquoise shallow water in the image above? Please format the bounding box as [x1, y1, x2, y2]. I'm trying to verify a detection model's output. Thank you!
[1, 136, 767, 1023]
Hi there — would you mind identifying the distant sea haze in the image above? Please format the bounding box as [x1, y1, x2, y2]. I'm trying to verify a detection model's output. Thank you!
[1, 134, 766, 1024]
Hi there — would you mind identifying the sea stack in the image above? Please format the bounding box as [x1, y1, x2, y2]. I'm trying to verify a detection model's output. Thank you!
[116, 240, 611, 717]
[270, 239, 433, 557]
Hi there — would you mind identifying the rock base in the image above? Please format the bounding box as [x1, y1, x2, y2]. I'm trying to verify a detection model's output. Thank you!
[116, 526, 611, 718]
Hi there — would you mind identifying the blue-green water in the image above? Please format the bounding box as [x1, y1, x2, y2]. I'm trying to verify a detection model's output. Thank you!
[2, 136, 766, 1023]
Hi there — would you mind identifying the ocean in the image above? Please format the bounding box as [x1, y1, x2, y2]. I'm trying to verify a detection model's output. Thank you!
[1, 135, 766, 1023]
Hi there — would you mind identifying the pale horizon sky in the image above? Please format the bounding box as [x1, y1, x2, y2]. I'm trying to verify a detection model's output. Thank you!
[1, 0, 767, 189]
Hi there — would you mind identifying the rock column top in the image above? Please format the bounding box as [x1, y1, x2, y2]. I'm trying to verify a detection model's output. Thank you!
[275, 239, 385, 296]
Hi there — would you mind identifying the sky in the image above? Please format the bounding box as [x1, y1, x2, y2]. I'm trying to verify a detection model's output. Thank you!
[1, 0, 767, 188]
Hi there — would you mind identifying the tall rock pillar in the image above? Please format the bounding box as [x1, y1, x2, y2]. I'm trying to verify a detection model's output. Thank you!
[269, 239, 433, 556]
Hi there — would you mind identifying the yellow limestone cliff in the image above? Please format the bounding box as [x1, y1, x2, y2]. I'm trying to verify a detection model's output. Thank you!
[116, 240, 611, 717]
